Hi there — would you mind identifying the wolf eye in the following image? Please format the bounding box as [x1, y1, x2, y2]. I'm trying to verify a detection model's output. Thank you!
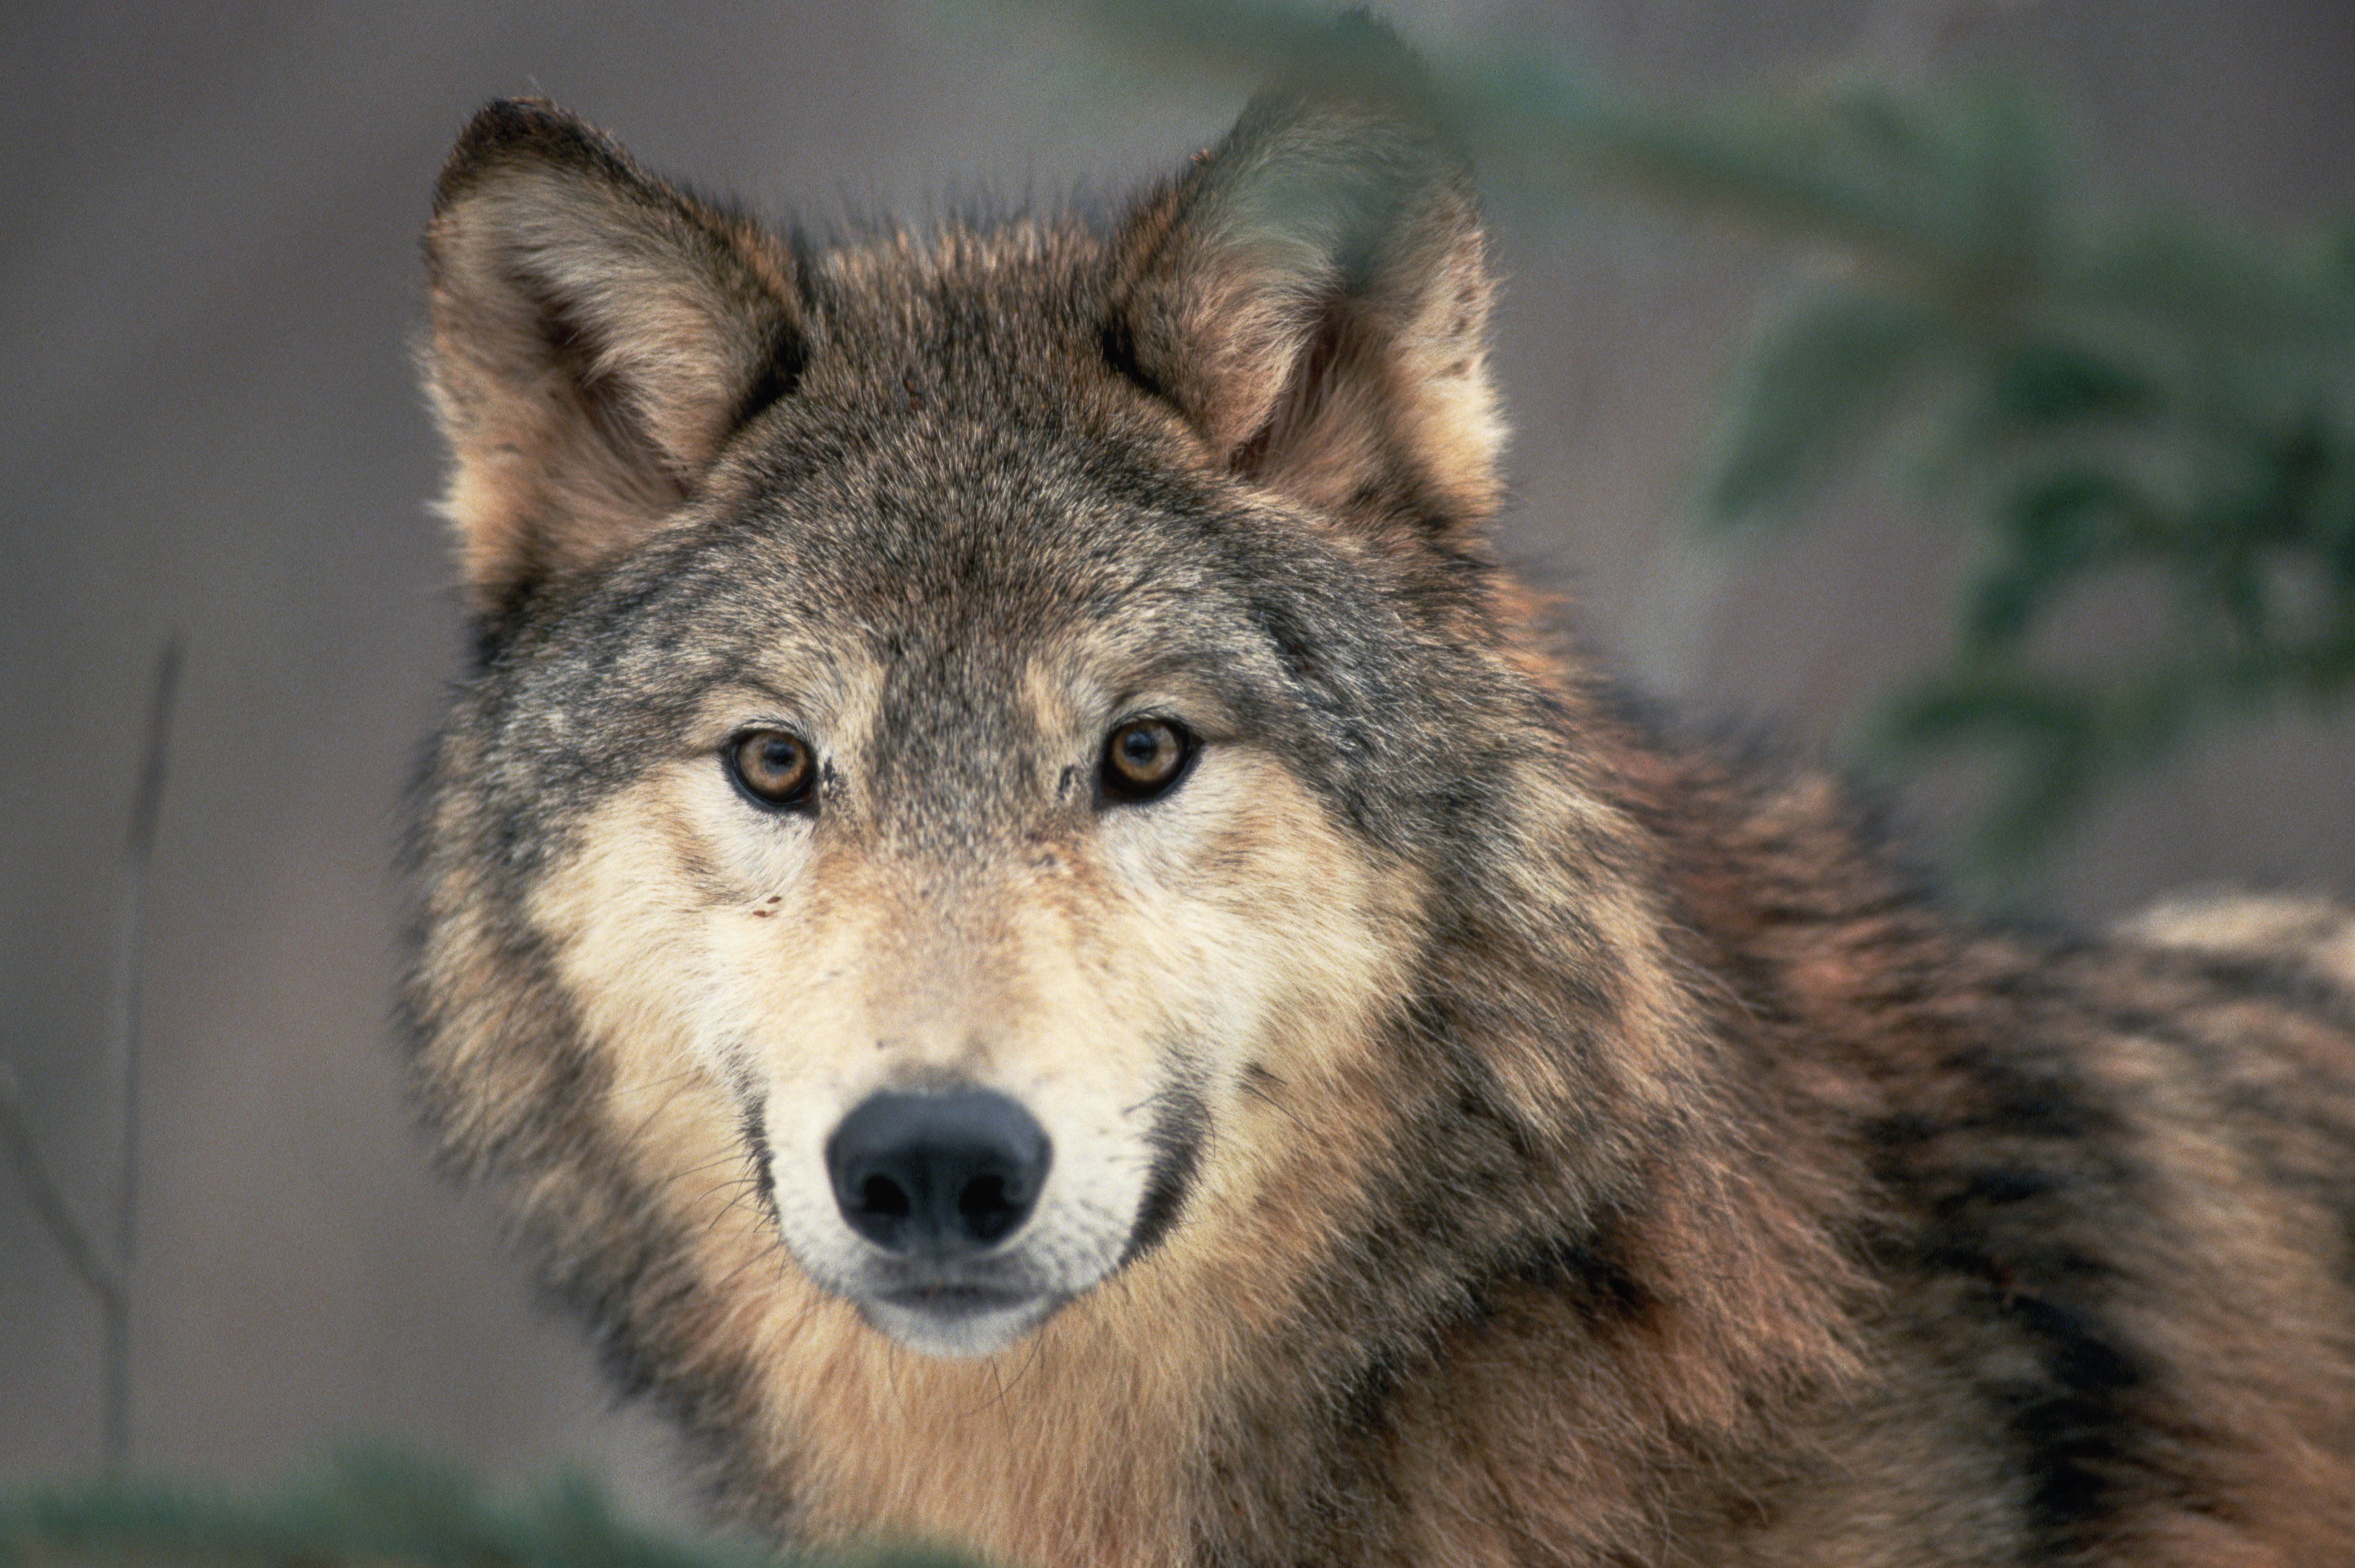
[727, 728, 817, 812]
[1099, 718, 1194, 805]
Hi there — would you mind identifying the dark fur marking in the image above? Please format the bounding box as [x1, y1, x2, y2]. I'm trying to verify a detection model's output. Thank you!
[1996, 1291, 2157, 1552]
[1339, 1344, 1411, 1442]
[1123, 1079, 1209, 1266]
[742, 1096, 780, 1225]
[1861, 1050, 2167, 1553]
[733, 328, 806, 430]
[2186, 954, 2355, 1027]
[1482, 1226, 1653, 1328]
[1963, 1168, 2057, 1206]
[1099, 316, 1168, 404]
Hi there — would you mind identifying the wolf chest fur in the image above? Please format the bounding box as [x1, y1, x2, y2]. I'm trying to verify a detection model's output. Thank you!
[406, 36, 2355, 1568]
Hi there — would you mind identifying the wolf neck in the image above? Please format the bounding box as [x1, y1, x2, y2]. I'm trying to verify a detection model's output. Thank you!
[721, 1287, 1207, 1567]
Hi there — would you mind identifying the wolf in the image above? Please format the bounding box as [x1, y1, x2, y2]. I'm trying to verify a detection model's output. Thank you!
[405, 31, 2355, 1568]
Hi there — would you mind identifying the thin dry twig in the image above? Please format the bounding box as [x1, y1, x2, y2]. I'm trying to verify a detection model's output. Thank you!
[0, 1058, 123, 1312]
[0, 636, 180, 1469]
[101, 636, 182, 1463]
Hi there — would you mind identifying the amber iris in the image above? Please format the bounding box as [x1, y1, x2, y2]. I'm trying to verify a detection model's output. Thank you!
[729, 729, 817, 810]
[1101, 718, 1192, 803]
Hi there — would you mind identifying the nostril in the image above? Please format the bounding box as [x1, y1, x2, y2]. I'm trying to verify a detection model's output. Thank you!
[858, 1172, 912, 1221]
[825, 1090, 1052, 1257]
[958, 1172, 1018, 1242]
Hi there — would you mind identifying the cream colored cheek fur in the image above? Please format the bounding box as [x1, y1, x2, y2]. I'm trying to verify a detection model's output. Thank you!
[523, 767, 800, 1275]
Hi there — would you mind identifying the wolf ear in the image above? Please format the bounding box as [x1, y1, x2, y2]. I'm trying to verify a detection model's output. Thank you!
[422, 99, 801, 614]
[1108, 27, 1502, 531]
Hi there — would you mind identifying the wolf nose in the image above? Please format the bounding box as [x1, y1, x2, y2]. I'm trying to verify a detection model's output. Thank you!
[826, 1091, 1052, 1256]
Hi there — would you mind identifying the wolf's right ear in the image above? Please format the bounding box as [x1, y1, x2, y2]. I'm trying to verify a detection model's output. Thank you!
[422, 99, 801, 616]
[1107, 22, 1502, 534]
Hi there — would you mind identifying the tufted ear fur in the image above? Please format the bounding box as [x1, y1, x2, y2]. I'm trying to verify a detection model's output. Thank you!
[422, 99, 802, 617]
[1107, 22, 1503, 532]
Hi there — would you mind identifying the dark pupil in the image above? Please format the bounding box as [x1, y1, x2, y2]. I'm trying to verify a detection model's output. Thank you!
[748, 735, 806, 793]
[1119, 725, 1170, 778]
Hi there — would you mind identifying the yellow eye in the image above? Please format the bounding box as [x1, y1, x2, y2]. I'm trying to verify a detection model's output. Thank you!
[1099, 718, 1194, 804]
[727, 729, 817, 811]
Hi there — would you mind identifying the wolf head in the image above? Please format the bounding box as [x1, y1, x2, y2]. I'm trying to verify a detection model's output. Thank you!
[407, 39, 1549, 1360]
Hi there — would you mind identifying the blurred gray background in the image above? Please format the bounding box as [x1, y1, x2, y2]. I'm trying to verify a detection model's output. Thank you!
[5, 0, 2352, 1520]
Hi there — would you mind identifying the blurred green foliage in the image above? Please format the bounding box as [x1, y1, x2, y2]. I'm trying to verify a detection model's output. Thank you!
[1698, 94, 2355, 882]
[0, 1448, 749, 1568]
[0, 1448, 968, 1568]
[997, 0, 2355, 890]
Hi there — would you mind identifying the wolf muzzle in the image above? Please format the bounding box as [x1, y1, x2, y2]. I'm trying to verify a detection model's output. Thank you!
[825, 1090, 1052, 1257]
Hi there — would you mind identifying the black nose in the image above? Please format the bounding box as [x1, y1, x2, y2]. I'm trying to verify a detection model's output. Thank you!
[825, 1091, 1052, 1256]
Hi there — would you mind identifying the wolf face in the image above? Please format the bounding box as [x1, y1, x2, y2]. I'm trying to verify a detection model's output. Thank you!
[411, 61, 1517, 1364]
[515, 432, 1430, 1358]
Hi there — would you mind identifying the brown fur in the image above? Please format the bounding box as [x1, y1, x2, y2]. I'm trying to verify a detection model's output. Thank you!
[406, 35, 2355, 1568]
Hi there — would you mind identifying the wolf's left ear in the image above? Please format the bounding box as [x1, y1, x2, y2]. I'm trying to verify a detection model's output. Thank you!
[1108, 24, 1502, 532]
[422, 99, 801, 615]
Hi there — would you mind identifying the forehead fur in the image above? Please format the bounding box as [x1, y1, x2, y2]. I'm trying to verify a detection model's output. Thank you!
[504, 376, 1369, 749]
[484, 216, 1427, 681]
[719, 222, 1238, 606]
